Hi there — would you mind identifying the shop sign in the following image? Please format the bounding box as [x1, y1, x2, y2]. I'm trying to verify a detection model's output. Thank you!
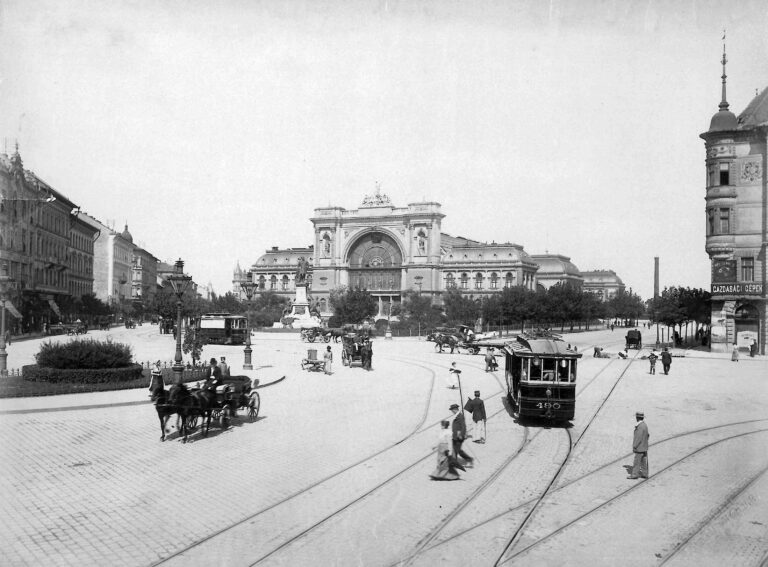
[711, 283, 764, 295]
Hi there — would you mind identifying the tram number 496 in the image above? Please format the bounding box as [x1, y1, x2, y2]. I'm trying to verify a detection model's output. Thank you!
[536, 402, 561, 409]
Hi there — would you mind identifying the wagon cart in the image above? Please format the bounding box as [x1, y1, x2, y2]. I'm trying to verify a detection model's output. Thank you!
[301, 348, 326, 372]
[187, 375, 261, 431]
[625, 330, 643, 350]
[341, 334, 364, 367]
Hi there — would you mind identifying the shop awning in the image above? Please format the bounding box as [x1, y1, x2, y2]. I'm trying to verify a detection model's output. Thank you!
[5, 301, 21, 319]
[47, 299, 61, 317]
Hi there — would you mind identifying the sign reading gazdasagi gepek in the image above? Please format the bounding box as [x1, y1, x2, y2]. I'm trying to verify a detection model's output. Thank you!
[711, 283, 764, 295]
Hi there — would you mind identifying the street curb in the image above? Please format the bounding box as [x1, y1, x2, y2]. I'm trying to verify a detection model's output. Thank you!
[0, 375, 288, 415]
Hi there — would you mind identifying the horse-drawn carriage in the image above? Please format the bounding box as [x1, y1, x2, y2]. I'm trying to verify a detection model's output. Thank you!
[300, 327, 330, 343]
[625, 329, 642, 350]
[153, 376, 262, 442]
[301, 348, 326, 372]
[66, 322, 87, 336]
[341, 334, 364, 367]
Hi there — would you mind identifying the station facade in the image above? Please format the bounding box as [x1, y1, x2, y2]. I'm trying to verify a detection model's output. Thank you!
[237, 190, 624, 322]
[701, 48, 767, 354]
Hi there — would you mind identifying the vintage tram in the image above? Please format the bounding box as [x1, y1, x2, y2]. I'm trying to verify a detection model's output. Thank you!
[196, 313, 248, 345]
[503, 333, 582, 422]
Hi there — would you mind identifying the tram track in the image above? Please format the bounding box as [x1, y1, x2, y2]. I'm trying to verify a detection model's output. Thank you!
[154, 353, 503, 567]
[491, 349, 640, 565]
[151, 356, 443, 566]
[503, 426, 768, 564]
[381, 347, 636, 566]
[407, 417, 768, 563]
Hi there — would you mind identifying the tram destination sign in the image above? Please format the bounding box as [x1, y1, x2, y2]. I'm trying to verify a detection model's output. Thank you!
[711, 283, 764, 296]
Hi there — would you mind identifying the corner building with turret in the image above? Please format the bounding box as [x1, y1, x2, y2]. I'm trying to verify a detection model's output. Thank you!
[701, 46, 767, 354]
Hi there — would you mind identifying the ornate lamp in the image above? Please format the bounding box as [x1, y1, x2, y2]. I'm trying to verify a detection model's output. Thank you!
[167, 259, 192, 385]
[239, 279, 258, 370]
[0, 262, 16, 377]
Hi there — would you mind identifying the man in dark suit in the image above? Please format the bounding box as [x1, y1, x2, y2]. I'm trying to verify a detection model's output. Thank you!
[464, 391, 487, 443]
[204, 358, 222, 391]
[661, 348, 672, 375]
[628, 411, 649, 479]
[449, 404, 474, 467]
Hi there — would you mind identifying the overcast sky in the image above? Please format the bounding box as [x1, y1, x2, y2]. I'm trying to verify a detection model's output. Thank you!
[2, 0, 767, 299]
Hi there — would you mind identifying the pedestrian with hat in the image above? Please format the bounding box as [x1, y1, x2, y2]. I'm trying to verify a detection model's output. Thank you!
[449, 403, 474, 467]
[447, 362, 460, 389]
[661, 348, 672, 375]
[204, 357, 222, 391]
[464, 390, 487, 443]
[628, 411, 649, 479]
[429, 420, 464, 481]
[648, 351, 658, 375]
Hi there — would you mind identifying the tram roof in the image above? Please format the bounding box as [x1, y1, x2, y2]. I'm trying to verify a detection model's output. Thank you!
[503, 336, 582, 358]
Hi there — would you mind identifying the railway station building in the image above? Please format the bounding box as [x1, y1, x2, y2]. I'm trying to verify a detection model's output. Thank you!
[701, 50, 767, 355]
[235, 190, 623, 323]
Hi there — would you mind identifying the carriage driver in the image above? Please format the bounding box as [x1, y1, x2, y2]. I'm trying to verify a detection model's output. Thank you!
[204, 357, 223, 391]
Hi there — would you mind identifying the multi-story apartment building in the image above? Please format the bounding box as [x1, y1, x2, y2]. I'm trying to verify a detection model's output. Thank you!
[1, 146, 95, 331]
[701, 48, 767, 354]
[131, 243, 159, 310]
[78, 216, 134, 307]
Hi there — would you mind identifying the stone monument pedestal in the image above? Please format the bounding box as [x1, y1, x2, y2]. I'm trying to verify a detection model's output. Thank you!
[289, 284, 320, 329]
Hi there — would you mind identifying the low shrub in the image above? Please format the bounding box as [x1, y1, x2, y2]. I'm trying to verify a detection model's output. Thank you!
[22, 363, 144, 384]
[35, 338, 134, 369]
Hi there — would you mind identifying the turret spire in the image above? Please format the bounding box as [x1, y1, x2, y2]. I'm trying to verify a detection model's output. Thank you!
[719, 30, 729, 112]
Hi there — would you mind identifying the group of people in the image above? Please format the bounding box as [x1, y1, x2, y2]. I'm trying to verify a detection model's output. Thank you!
[431, 390, 487, 481]
[148, 356, 232, 395]
[647, 348, 672, 375]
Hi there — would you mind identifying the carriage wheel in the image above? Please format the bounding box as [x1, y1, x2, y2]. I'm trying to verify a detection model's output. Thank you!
[248, 392, 261, 422]
[219, 406, 231, 429]
[187, 415, 199, 430]
[323, 334, 331, 343]
[307, 334, 316, 343]
[470, 347, 480, 355]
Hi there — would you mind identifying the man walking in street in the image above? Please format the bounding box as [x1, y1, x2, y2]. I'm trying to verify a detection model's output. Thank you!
[628, 411, 649, 479]
[661, 348, 672, 375]
[449, 403, 474, 467]
[648, 351, 658, 375]
[464, 391, 487, 443]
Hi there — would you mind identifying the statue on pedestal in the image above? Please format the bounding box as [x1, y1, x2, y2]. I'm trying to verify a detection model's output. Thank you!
[295, 257, 310, 285]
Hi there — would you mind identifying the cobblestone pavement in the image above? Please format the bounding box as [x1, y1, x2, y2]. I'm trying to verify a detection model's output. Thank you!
[1, 328, 766, 566]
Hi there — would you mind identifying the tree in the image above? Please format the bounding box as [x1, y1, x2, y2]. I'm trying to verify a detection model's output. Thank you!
[249, 290, 288, 328]
[396, 289, 444, 333]
[210, 291, 245, 314]
[182, 325, 204, 366]
[328, 286, 377, 326]
[441, 289, 480, 326]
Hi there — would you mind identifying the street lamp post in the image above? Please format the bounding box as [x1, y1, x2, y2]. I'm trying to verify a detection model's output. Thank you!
[385, 300, 393, 340]
[239, 280, 258, 370]
[167, 259, 192, 385]
[0, 262, 16, 378]
[414, 277, 423, 339]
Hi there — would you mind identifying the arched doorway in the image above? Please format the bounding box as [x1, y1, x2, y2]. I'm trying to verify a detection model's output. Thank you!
[734, 303, 759, 350]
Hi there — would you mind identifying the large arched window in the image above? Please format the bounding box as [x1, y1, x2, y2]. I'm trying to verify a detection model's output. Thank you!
[474, 273, 483, 289]
[505, 272, 514, 287]
[281, 275, 289, 290]
[445, 272, 455, 289]
[270, 275, 277, 290]
[347, 231, 403, 291]
[490, 272, 499, 289]
[258, 276, 266, 290]
[460, 273, 469, 289]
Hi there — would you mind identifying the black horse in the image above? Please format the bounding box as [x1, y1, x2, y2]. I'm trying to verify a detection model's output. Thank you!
[427, 332, 459, 354]
[153, 384, 201, 443]
[325, 328, 347, 343]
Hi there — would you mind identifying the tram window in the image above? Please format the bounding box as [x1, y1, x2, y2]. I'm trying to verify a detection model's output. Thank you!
[529, 358, 542, 380]
[557, 360, 569, 381]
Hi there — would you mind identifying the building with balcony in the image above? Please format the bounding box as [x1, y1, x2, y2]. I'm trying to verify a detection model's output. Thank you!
[131, 244, 159, 309]
[700, 47, 767, 354]
[79, 215, 134, 308]
[1, 146, 95, 331]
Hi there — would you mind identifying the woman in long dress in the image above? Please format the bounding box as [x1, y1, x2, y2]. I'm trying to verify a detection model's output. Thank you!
[324, 346, 333, 374]
[430, 421, 463, 480]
